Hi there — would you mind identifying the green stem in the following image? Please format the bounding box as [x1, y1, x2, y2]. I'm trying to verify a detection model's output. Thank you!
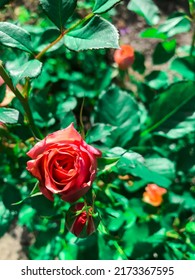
[0, 61, 42, 140]
[35, 33, 64, 60]
[112, 240, 128, 260]
[66, 13, 94, 34]
[35, 13, 94, 60]
[23, 78, 31, 98]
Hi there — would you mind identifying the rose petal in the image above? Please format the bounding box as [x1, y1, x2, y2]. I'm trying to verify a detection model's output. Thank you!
[26, 157, 43, 182]
[39, 182, 54, 201]
[61, 182, 91, 203]
[83, 141, 102, 157]
[27, 123, 81, 159]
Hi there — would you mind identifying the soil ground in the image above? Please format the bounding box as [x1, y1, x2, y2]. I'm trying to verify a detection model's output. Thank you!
[0, 0, 192, 260]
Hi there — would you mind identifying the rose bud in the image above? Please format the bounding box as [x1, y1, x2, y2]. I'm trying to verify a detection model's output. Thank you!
[143, 184, 167, 207]
[114, 44, 135, 70]
[26, 123, 101, 203]
[66, 202, 100, 238]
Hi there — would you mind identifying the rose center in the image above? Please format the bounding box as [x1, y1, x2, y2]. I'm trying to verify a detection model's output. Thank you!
[55, 157, 74, 171]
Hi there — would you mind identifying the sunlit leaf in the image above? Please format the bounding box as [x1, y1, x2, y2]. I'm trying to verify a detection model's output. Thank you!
[139, 27, 167, 39]
[86, 123, 116, 144]
[93, 0, 121, 14]
[128, 0, 160, 25]
[117, 151, 172, 187]
[8, 60, 43, 86]
[0, 108, 19, 124]
[145, 71, 169, 90]
[158, 12, 191, 38]
[170, 56, 195, 81]
[64, 16, 119, 51]
[0, 22, 33, 53]
[145, 157, 176, 180]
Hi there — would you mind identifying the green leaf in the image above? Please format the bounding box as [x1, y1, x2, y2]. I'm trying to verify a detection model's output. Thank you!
[97, 156, 119, 173]
[0, 22, 33, 53]
[40, 0, 77, 31]
[86, 123, 116, 144]
[154, 97, 195, 139]
[93, 0, 121, 14]
[64, 15, 119, 51]
[127, 0, 160, 25]
[186, 222, 195, 234]
[123, 223, 149, 257]
[0, 0, 10, 8]
[58, 111, 76, 129]
[56, 96, 77, 114]
[145, 71, 169, 90]
[147, 228, 167, 246]
[0, 108, 19, 124]
[8, 60, 43, 86]
[106, 208, 125, 231]
[153, 40, 176, 65]
[132, 51, 145, 74]
[170, 56, 195, 81]
[143, 81, 195, 136]
[59, 241, 78, 260]
[145, 157, 176, 181]
[158, 13, 191, 38]
[139, 28, 167, 40]
[55, 97, 77, 129]
[95, 85, 140, 147]
[98, 234, 116, 260]
[116, 151, 171, 187]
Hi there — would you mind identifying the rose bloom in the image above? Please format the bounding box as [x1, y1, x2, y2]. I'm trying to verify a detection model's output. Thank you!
[66, 202, 99, 238]
[114, 44, 135, 70]
[26, 123, 101, 203]
[143, 184, 167, 207]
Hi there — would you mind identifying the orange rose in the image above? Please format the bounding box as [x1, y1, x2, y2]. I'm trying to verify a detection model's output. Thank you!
[26, 123, 101, 203]
[114, 44, 135, 70]
[143, 184, 167, 207]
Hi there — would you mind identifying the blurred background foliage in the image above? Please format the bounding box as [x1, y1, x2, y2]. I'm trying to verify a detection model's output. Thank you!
[0, 0, 195, 260]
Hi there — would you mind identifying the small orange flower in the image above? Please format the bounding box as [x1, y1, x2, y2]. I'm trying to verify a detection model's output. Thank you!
[143, 184, 167, 207]
[114, 44, 135, 70]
